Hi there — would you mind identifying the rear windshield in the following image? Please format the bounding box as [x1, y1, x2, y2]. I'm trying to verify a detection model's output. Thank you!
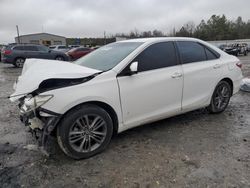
[5, 45, 14, 50]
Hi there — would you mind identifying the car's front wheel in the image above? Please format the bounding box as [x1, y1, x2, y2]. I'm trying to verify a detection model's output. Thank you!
[57, 104, 113, 159]
[207, 81, 232, 114]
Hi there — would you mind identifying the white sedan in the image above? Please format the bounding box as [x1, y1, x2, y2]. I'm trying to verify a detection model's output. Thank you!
[10, 37, 243, 159]
[49, 45, 70, 53]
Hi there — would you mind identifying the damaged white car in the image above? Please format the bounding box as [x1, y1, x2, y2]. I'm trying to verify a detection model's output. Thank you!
[10, 38, 243, 159]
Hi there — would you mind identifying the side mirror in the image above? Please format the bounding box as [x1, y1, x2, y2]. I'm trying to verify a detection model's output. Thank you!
[129, 62, 138, 75]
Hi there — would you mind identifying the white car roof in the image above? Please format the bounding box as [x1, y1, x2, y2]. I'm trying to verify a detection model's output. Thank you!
[118, 37, 201, 43]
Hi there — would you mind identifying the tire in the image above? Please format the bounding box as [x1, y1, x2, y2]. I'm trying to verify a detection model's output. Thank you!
[14, 57, 25, 68]
[55, 56, 64, 61]
[57, 104, 113, 159]
[207, 81, 232, 114]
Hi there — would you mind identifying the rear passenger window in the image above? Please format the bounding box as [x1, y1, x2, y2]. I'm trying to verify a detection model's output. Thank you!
[134, 42, 178, 72]
[24, 46, 38, 51]
[177, 41, 206, 64]
[205, 48, 218, 60]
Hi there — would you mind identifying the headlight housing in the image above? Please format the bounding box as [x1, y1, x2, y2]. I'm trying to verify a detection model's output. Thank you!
[20, 95, 53, 114]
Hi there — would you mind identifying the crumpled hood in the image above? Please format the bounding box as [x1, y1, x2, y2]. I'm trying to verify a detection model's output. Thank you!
[10, 59, 100, 101]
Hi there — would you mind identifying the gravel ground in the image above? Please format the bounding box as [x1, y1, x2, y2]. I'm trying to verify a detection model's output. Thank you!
[0, 56, 249, 188]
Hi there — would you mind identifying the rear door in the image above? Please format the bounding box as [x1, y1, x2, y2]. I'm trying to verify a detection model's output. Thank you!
[22, 45, 39, 59]
[117, 42, 183, 127]
[176, 41, 223, 111]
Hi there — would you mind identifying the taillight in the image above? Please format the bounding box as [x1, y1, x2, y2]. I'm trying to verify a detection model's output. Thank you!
[236, 62, 242, 69]
[4, 50, 12, 55]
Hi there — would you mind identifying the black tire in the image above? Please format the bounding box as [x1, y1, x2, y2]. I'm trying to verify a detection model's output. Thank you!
[57, 104, 113, 159]
[207, 81, 232, 114]
[55, 56, 65, 61]
[14, 57, 25, 68]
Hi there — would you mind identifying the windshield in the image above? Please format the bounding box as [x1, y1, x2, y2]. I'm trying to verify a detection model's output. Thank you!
[74, 42, 143, 71]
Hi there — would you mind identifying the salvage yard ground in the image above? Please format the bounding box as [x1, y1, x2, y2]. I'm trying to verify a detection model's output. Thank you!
[0, 56, 249, 188]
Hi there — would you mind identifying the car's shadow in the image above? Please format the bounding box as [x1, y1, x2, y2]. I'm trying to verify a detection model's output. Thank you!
[47, 108, 220, 164]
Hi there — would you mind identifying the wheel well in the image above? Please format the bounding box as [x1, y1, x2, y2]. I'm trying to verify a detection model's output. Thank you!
[221, 78, 233, 96]
[54, 101, 119, 136]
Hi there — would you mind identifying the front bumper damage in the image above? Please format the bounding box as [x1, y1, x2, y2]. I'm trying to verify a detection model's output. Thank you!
[19, 104, 61, 155]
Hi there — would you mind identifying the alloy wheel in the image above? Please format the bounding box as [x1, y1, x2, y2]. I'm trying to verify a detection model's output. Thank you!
[15, 58, 25, 68]
[68, 114, 107, 153]
[213, 83, 231, 111]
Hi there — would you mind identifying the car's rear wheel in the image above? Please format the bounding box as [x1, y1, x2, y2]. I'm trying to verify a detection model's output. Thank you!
[207, 81, 232, 114]
[14, 57, 25, 68]
[57, 104, 113, 159]
[55, 56, 64, 61]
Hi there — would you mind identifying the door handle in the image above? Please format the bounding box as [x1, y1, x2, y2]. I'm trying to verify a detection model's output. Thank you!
[171, 72, 182, 78]
[213, 64, 221, 69]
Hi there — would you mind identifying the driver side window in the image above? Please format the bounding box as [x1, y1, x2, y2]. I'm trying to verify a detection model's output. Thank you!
[133, 42, 178, 72]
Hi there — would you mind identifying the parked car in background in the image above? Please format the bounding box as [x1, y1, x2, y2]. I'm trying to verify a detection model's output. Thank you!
[243, 43, 250, 52]
[66, 47, 93, 61]
[0, 46, 4, 61]
[92, 46, 101, 50]
[223, 45, 239, 56]
[223, 43, 248, 56]
[237, 43, 248, 55]
[69, 45, 81, 49]
[10, 37, 243, 159]
[1, 44, 69, 67]
[218, 44, 227, 50]
[49, 45, 70, 53]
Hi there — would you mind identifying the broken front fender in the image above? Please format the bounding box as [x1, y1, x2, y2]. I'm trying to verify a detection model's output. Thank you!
[10, 58, 101, 101]
[20, 106, 62, 154]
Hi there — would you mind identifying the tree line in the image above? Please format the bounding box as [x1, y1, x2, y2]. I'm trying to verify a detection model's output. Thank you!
[114, 15, 250, 41]
[67, 15, 250, 45]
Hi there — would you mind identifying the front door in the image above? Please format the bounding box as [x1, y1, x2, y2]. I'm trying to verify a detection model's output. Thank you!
[117, 42, 183, 128]
[36, 45, 52, 59]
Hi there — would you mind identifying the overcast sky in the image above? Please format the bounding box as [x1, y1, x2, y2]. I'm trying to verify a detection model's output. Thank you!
[0, 0, 249, 43]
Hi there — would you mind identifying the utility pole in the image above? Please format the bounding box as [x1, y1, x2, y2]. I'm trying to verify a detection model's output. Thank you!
[104, 31, 106, 45]
[16, 25, 20, 43]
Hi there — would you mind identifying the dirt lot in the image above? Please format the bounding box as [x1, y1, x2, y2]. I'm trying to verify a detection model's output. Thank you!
[0, 56, 249, 188]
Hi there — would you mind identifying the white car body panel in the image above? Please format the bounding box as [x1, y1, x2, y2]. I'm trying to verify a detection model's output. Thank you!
[181, 58, 224, 111]
[117, 65, 183, 131]
[41, 71, 123, 127]
[10, 59, 100, 101]
[11, 37, 243, 134]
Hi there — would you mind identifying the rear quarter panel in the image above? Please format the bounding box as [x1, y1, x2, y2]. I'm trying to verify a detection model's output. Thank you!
[223, 55, 243, 94]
